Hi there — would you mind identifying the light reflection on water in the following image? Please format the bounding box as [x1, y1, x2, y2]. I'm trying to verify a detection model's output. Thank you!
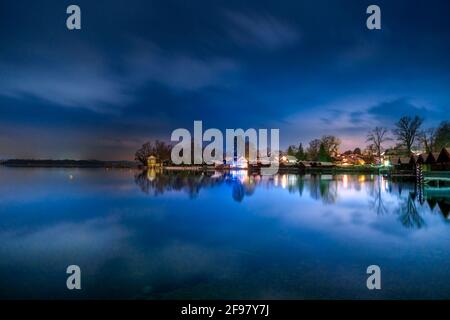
[0, 168, 449, 299]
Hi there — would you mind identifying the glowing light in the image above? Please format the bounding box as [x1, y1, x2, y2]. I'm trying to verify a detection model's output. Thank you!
[281, 175, 287, 189]
[343, 175, 349, 188]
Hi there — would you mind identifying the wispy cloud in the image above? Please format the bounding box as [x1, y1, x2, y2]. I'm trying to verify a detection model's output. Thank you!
[126, 40, 239, 91]
[0, 40, 239, 113]
[366, 98, 431, 121]
[225, 11, 300, 50]
[0, 61, 132, 114]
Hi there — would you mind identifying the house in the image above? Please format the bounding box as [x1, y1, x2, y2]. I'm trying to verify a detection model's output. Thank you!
[147, 155, 161, 168]
[409, 154, 417, 166]
[230, 156, 248, 169]
[436, 148, 450, 163]
[339, 153, 366, 165]
[396, 157, 413, 170]
[433, 147, 450, 171]
[298, 161, 312, 169]
[416, 153, 427, 165]
[281, 155, 298, 165]
[425, 152, 440, 165]
[310, 161, 335, 168]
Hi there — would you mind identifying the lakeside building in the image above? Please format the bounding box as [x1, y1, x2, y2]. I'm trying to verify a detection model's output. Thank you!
[335, 153, 366, 166]
[396, 157, 413, 170]
[425, 152, 441, 165]
[394, 147, 450, 171]
[280, 155, 298, 166]
[147, 155, 162, 168]
[437, 148, 450, 163]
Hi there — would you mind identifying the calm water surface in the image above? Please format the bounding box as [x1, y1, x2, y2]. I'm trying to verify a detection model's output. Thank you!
[0, 168, 449, 299]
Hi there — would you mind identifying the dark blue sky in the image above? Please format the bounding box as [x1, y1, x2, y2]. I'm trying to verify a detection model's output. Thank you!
[1, 0, 449, 160]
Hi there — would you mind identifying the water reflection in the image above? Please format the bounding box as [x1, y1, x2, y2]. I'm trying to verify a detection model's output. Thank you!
[135, 170, 450, 226]
[2, 167, 450, 299]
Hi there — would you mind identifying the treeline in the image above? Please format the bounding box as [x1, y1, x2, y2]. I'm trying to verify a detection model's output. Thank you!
[285, 116, 450, 161]
[286, 135, 340, 162]
[134, 116, 450, 166]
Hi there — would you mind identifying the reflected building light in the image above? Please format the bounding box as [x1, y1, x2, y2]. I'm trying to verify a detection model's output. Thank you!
[231, 170, 247, 182]
[381, 176, 390, 191]
[288, 174, 297, 187]
[343, 175, 349, 189]
[147, 169, 156, 181]
[281, 175, 287, 189]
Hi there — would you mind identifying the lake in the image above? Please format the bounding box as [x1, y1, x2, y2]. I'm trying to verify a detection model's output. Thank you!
[0, 167, 449, 299]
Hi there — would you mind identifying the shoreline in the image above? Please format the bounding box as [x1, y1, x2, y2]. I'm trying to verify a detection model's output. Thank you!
[1, 161, 390, 174]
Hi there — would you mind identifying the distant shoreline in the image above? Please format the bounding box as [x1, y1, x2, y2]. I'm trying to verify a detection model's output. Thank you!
[0, 159, 139, 168]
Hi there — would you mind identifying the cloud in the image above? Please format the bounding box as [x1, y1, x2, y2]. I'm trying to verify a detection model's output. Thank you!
[0, 61, 132, 114]
[0, 40, 239, 114]
[225, 11, 300, 50]
[366, 99, 431, 121]
[126, 40, 239, 91]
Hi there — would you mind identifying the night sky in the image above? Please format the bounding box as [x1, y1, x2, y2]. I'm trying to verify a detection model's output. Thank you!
[1, 0, 449, 160]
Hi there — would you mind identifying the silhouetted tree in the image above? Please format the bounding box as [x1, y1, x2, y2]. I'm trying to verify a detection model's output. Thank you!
[434, 121, 450, 150]
[135, 142, 154, 166]
[287, 145, 297, 156]
[393, 116, 423, 153]
[307, 139, 321, 160]
[420, 128, 437, 152]
[366, 126, 390, 159]
[135, 140, 172, 166]
[320, 135, 341, 157]
[296, 143, 306, 160]
[154, 140, 172, 162]
[318, 143, 330, 162]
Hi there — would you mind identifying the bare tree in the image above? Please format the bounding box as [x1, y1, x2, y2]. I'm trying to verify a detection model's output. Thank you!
[153, 140, 172, 162]
[307, 139, 321, 160]
[393, 116, 423, 153]
[134, 140, 173, 165]
[420, 128, 437, 152]
[135, 142, 154, 166]
[434, 121, 450, 150]
[366, 127, 390, 158]
[320, 135, 341, 157]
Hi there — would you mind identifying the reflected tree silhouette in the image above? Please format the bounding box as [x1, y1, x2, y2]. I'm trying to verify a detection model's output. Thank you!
[368, 176, 389, 215]
[319, 178, 338, 204]
[134, 170, 222, 198]
[135, 170, 258, 202]
[134, 170, 449, 223]
[398, 193, 426, 229]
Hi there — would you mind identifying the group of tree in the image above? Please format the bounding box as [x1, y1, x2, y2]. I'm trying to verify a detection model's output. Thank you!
[419, 120, 450, 152]
[285, 115, 449, 164]
[135, 140, 172, 166]
[287, 135, 341, 162]
[136, 116, 449, 166]
[364, 116, 450, 158]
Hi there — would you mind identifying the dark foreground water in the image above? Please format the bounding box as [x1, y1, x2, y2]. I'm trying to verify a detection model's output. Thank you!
[0, 168, 449, 299]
